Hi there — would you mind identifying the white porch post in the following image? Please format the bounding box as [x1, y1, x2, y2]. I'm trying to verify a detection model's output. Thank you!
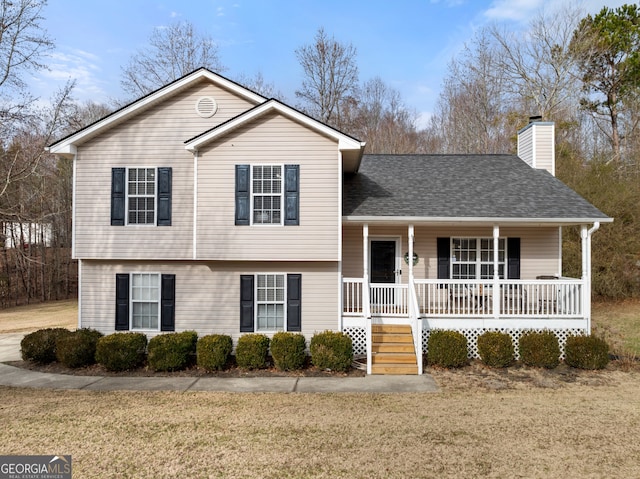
[363, 224, 371, 374]
[408, 224, 415, 283]
[363, 223, 369, 288]
[581, 225, 590, 332]
[582, 222, 601, 332]
[493, 225, 500, 318]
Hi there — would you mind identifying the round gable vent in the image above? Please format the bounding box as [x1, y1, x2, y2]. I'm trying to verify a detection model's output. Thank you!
[195, 96, 218, 118]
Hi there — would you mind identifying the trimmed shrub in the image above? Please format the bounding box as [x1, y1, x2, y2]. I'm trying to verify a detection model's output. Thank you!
[270, 332, 306, 371]
[518, 331, 560, 369]
[147, 331, 198, 372]
[477, 331, 514, 368]
[21, 328, 72, 364]
[427, 330, 468, 368]
[197, 334, 233, 371]
[235, 334, 270, 369]
[95, 333, 147, 371]
[309, 331, 353, 372]
[56, 329, 104, 368]
[564, 335, 610, 370]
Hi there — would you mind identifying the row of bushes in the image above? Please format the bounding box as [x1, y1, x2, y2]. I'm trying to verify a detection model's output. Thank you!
[427, 330, 610, 370]
[20, 329, 354, 373]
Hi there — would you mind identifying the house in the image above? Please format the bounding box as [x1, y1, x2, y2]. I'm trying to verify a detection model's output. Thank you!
[47, 68, 611, 375]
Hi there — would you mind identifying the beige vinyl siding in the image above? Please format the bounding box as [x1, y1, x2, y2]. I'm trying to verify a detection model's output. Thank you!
[342, 224, 561, 280]
[532, 125, 555, 175]
[74, 80, 258, 260]
[196, 112, 340, 260]
[517, 128, 534, 168]
[517, 123, 555, 175]
[80, 260, 340, 340]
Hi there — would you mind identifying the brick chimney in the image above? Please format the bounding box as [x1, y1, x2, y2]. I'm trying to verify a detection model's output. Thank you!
[517, 117, 555, 176]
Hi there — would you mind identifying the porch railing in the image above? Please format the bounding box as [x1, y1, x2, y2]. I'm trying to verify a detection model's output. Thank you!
[413, 278, 584, 318]
[343, 277, 585, 318]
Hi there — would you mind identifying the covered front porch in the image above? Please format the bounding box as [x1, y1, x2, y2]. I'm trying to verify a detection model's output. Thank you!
[340, 222, 600, 375]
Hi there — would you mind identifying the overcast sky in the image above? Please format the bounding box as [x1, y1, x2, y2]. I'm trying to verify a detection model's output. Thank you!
[29, 0, 627, 126]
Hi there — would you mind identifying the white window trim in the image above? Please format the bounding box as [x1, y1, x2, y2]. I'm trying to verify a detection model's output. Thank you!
[254, 272, 288, 332]
[130, 272, 161, 331]
[250, 164, 284, 226]
[126, 167, 157, 226]
[451, 237, 507, 280]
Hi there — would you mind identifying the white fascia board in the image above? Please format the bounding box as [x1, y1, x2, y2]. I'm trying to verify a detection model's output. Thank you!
[48, 69, 265, 154]
[45, 144, 76, 158]
[185, 100, 364, 153]
[342, 216, 613, 226]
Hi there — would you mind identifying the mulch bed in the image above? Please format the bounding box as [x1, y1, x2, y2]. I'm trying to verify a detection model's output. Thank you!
[5, 357, 367, 378]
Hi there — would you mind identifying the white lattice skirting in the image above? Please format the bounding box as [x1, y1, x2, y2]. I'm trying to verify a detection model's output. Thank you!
[344, 326, 587, 360]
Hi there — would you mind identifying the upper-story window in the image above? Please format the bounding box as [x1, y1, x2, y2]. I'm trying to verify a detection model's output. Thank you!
[252, 165, 282, 225]
[235, 164, 299, 226]
[128, 168, 156, 225]
[451, 237, 506, 279]
[111, 167, 172, 227]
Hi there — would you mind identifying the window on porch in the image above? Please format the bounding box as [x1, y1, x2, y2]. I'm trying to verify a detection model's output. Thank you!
[451, 238, 506, 279]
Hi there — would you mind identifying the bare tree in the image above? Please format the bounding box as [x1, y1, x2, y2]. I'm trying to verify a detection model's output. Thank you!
[295, 27, 358, 128]
[120, 20, 225, 98]
[0, 0, 54, 134]
[427, 31, 514, 154]
[347, 77, 423, 153]
[488, 3, 582, 122]
[234, 71, 286, 102]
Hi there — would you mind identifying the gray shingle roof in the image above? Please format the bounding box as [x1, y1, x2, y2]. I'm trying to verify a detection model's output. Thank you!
[343, 154, 610, 221]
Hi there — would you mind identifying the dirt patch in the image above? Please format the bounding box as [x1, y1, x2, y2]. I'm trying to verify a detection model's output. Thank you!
[429, 359, 637, 391]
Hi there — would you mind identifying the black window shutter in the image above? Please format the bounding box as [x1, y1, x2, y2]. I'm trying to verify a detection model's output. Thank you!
[284, 165, 300, 226]
[507, 238, 521, 279]
[235, 165, 250, 225]
[111, 168, 126, 226]
[157, 167, 172, 226]
[160, 274, 176, 331]
[287, 274, 302, 332]
[240, 275, 254, 332]
[115, 274, 130, 330]
[437, 237, 450, 279]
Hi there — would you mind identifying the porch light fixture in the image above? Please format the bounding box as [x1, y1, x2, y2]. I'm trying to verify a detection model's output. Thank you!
[404, 252, 419, 266]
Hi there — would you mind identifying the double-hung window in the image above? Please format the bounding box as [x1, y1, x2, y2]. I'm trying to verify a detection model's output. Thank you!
[131, 273, 160, 330]
[240, 273, 301, 332]
[115, 273, 176, 331]
[111, 167, 172, 226]
[256, 274, 285, 331]
[128, 168, 156, 225]
[252, 165, 282, 225]
[451, 237, 506, 280]
[235, 164, 299, 226]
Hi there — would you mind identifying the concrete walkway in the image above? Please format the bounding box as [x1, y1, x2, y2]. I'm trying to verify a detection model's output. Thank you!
[0, 333, 439, 394]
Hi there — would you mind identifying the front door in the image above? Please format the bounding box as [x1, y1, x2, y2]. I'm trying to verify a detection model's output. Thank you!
[370, 240, 397, 283]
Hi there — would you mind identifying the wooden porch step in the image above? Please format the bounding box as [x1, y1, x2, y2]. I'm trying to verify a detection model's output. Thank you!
[372, 352, 417, 364]
[372, 342, 415, 353]
[372, 324, 412, 334]
[371, 364, 419, 375]
[372, 333, 413, 343]
[370, 323, 418, 375]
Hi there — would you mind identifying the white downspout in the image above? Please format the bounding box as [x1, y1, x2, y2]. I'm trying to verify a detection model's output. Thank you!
[584, 222, 600, 333]
[493, 225, 500, 319]
[193, 149, 198, 260]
